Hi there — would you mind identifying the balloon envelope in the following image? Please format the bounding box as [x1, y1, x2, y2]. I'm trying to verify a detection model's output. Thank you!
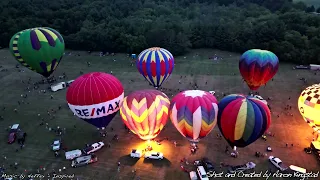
[120, 89, 170, 140]
[298, 84, 320, 131]
[239, 49, 279, 90]
[66, 72, 124, 128]
[136, 47, 174, 88]
[9, 27, 65, 77]
[217, 94, 271, 148]
[170, 90, 218, 143]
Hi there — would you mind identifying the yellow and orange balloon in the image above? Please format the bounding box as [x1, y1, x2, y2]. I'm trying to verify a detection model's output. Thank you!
[120, 89, 170, 140]
[298, 84, 320, 134]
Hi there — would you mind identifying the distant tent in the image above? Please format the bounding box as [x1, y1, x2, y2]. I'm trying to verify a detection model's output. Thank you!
[293, 65, 309, 70]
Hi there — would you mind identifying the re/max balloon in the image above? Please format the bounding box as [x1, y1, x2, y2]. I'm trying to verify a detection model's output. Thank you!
[217, 94, 271, 148]
[120, 89, 170, 140]
[9, 27, 65, 77]
[170, 90, 218, 143]
[239, 49, 279, 90]
[66, 72, 124, 128]
[136, 47, 174, 88]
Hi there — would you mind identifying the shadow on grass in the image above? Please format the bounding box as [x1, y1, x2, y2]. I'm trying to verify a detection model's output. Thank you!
[119, 155, 140, 166]
[143, 157, 171, 167]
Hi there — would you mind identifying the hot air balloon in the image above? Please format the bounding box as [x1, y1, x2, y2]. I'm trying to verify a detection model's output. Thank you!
[9, 27, 65, 77]
[298, 84, 320, 137]
[170, 90, 218, 144]
[136, 47, 174, 88]
[66, 72, 124, 128]
[120, 89, 170, 140]
[217, 94, 271, 148]
[239, 49, 279, 90]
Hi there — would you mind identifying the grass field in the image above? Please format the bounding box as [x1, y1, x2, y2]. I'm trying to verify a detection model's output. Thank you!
[0, 48, 319, 180]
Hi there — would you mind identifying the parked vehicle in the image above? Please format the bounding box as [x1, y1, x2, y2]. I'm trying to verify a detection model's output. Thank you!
[209, 91, 215, 95]
[196, 166, 209, 180]
[7, 133, 16, 144]
[288, 165, 306, 174]
[269, 156, 288, 171]
[130, 149, 143, 158]
[52, 140, 61, 151]
[65, 149, 82, 160]
[16, 131, 26, 142]
[83, 142, 104, 154]
[71, 154, 97, 168]
[189, 171, 198, 180]
[66, 80, 74, 86]
[144, 151, 163, 160]
[10, 124, 19, 131]
[228, 162, 256, 173]
[202, 158, 214, 173]
[7, 124, 19, 144]
[50, 82, 66, 92]
[253, 95, 267, 105]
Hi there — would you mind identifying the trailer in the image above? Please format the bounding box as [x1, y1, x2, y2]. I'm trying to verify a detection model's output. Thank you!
[310, 64, 320, 71]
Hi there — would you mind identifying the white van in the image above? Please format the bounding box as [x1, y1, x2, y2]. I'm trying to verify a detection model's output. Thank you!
[189, 171, 198, 180]
[197, 166, 209, 180]
[130, 149, 142, 158]
[65, 149, 82, 160]
[289, 165, 306, 174]
[51, 82, 66, 92]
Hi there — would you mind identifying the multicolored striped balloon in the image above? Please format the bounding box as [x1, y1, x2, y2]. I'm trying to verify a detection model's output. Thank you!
[298, 84, 320, 133]
[170, 90, 218, 143]
[120, 89, 170, 140]
[9, 27, 65, 77]
[217, 94, 271, 148]
[239, 49, 279, 90]
[136, 47, 174, 88]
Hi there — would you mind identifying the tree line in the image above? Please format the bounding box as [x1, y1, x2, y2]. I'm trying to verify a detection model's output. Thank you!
[0, 0, 319, 64]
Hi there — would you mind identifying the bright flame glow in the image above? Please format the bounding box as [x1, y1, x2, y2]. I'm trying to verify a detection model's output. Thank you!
[134, 140, 166, 154]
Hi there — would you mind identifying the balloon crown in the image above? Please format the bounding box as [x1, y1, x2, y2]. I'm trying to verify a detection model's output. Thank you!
[148, 47, 161, 51]
[251, 49, 269, 53]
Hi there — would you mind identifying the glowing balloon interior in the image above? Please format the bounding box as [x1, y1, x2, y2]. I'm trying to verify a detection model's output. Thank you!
[120, 89, 170, 140]
[298, 84, 320, 130]
[170, 90, 218, 143]
[66, 72, 124, 128]
[9, 27, 65, 77]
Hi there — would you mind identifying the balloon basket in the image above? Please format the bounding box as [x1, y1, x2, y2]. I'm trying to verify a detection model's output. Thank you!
[189, 140, 199, 149]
